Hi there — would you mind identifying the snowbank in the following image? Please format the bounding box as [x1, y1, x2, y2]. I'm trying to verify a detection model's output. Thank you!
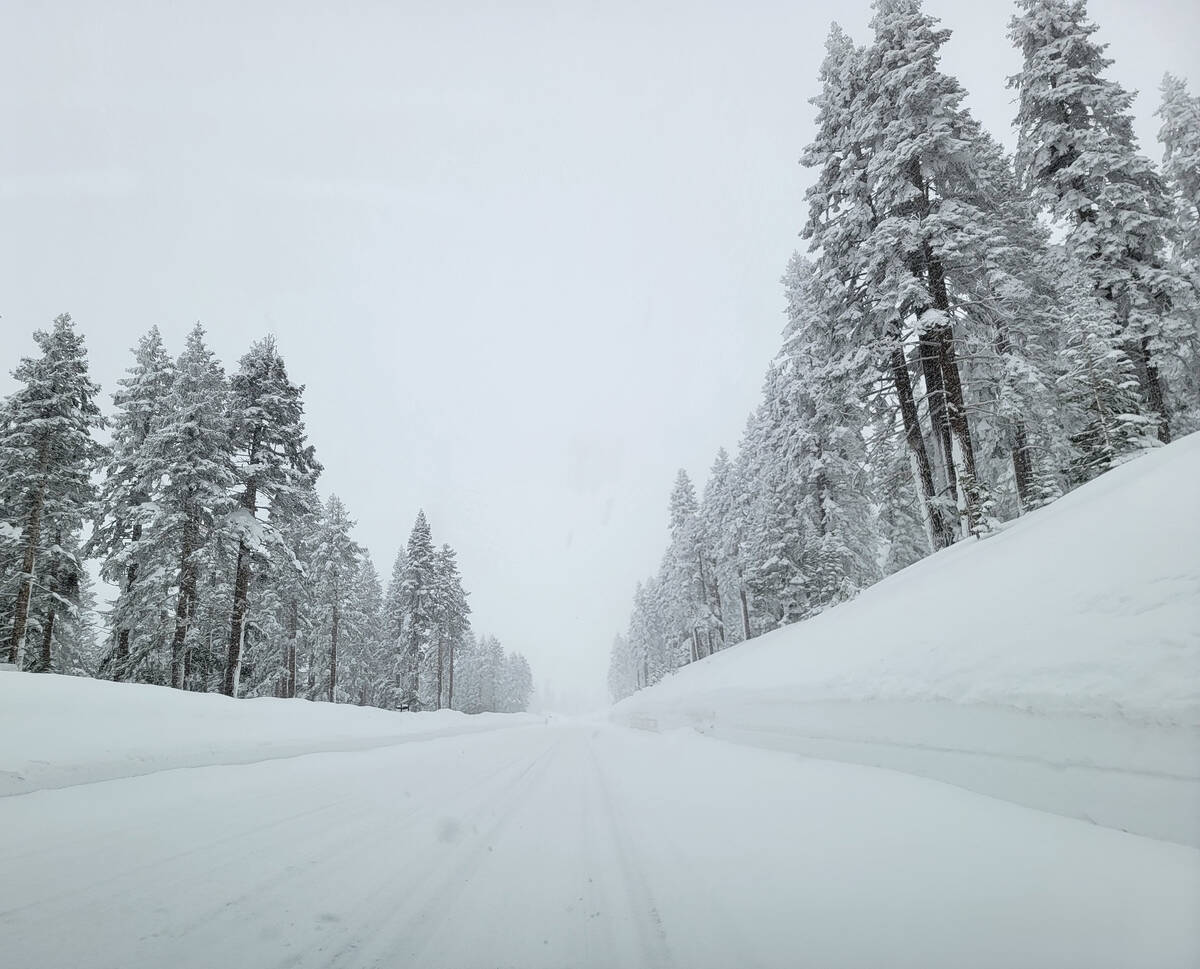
[0, 672, 535, 796]
[614, 433, 1200, 845]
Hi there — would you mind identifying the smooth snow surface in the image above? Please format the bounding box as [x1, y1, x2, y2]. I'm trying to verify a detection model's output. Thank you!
[2, 720, 1198, 969]
[614, 433, 1200, 845]
[0, 672, 532, 796]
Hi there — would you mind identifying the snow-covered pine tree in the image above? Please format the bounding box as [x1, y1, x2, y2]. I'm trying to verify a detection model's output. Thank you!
[1056, 269, 1160, 482]
[665, 470, 718, 662]
[607, 632, 640, 702]
[0, 315, 104, 667]
[1155, 73, 1200, 431]
[341, 553, 387, 706]
[801, 22, 957, 550]
[310, 494, 361, 702]
[87, 326, 175, 681]
[143, 323, 236, 689]
[222, 336, 322, 697]
[396, 510, 436, 710]
[431, 543, 471, 710]
[776, 256, 881, 610]
[699, 447, 753, 646]
[1009, 0, 1194, 442]
[739, 375, 809, 630]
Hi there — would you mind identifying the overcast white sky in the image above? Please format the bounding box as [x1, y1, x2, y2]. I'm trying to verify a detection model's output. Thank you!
[2, 0, 1195, 708]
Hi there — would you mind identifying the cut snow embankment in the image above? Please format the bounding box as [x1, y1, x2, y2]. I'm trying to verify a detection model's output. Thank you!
[0, 673, 536, 797]
[614, 432, 1200, 847]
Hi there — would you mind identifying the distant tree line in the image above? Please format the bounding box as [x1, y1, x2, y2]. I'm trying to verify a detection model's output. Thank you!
[0, 320, 533, 714]
[610, 0, 1199, 700]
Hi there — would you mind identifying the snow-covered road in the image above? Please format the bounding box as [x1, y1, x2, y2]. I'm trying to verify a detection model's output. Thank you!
[2, 721, 1198, 969]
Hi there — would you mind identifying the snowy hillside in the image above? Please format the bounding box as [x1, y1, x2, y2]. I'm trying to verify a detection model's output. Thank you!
[0, 673, 535, 797]
[613, 433, 1200, 845]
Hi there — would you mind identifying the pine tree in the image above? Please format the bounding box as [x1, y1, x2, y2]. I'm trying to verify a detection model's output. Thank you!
[396, 510, 436, 710]
[801, 21, 958, 549]
[1056, 272, 1159, 482]
[222, 337, 321, 696]
[310, 494, 361, 702]
[1009, 0, 1193, 442]
[777, 256, 881, 609]
[87, 326, 175, 680]
[144, 323, 236, 689]
[431, 544, 471, 710]
[1156, 73, 1200, 282]
[341, 554, 387, 706]
[0, 315, 104, 667]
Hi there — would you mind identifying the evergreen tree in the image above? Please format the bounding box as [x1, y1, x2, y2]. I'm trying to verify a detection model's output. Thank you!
[1009, 0, 1194, 442]
[396, 510, 436, 710]
[431, 544, 471, 710]
[144, 323, 236, 689]
[0, 315, 104, 667]
[87, 326, 175, 680]
[222, 336, 321, 697]
[309, 494, 361, 702]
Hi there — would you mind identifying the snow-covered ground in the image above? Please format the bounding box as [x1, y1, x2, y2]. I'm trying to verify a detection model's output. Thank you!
[2, 721, 1198, 969]
[614, 433, 1200, 846]
[1, 437, 1197, 967]
[0, 672, 533, 796]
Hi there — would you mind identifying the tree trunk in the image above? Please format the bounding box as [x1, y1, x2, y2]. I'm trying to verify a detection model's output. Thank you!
[989, 321, 1036, 511]
[170, 518, 198, 690]
[113, 520, 142, 682]
[447, 638, 455, 710]
[286, 596, 298, 699]
[223, 480, 258, 698]
[38, 534, 62, 672]
[328, 601, 339, 703]
[436, 635, 444, 710]
[1136, 337, 1171, 443]
[890, 346, 954, 550]
[7, 456, 49, 665]
[739, 587, 752, 642]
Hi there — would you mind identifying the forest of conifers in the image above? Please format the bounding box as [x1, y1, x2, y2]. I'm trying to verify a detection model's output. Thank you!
[0, 322, 534, 714]
[609, 0, 1199, 699]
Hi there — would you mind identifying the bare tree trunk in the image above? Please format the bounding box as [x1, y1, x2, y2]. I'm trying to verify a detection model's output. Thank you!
[328, 601, 339, 703]
[39, 534, 61, 672]
[223, 480, 258, 698]
[170, 519, 198, 690]
[1135, 336, 1171, 443]
[436, 635, 445, 710]
[890, 346, 954, 550]
[286, 596, 298, 698]
[7, 454, 49, 665]
[739, 587, 752, 642]
[113, 520, 142, 681]
[447, 638, 455, 710]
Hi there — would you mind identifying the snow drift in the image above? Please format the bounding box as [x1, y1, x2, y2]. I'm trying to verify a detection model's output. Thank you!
[0, 673, 534, 796]
[613, 432, 1200, 846]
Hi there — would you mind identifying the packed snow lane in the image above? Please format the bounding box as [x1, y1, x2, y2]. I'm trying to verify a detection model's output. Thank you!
[1, 723, 1197, 969]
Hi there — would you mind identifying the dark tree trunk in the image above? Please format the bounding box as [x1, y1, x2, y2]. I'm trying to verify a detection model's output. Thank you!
[286, 596, 298, 699]
[447, 638, 455, 710]
[170, 518, 198, 690]
[989, 322, 1036, 511]
[113, 520, 142, 682]
[38, 533, 62, 672]
[436, 635, 445, 710]
[890, 346, 955, 550]
[328, 601, 339, 703]
[1137, 337, 1171, 443]
[7, 451, 49, 665]
[739, 587, 752, 642]
[223, 480, 258, 698]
